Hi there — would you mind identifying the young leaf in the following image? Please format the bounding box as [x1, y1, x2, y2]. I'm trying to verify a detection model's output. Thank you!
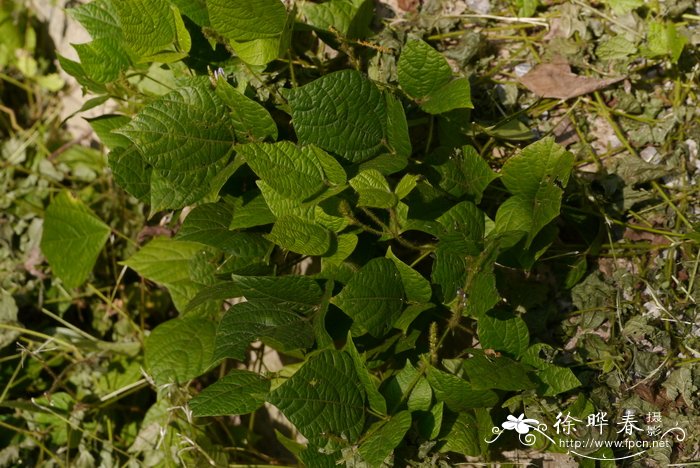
[190, 370, 270, 417]
[145, 315, 216, 385]
[268, 349, 365, 445]
[358, 411, 412, 466]
[41, 191, 111, 288]
[332, 258, 405, 337]
[285, 70, 388, 163]
[494, 137, 574, 246]
[115, 84, 235, 210]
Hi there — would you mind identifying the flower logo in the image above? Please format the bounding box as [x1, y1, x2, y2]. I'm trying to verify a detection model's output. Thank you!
[502, 414, 540, 434]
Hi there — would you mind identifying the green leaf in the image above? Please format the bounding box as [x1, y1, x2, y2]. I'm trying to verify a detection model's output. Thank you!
[426, 366, 499, 410]
[398, 41, 472, 114]
[300, 0, 373, 38]
[440, 412, 480, 456]
[268, 349, 365, 445]
[114, 0, 189, 62]
[385, 92, 412, 159]
[87, 115, 132, 149]
[190, 370, 270, 417]
[386, 247, 432, 303]
[208, 0, 287, 41]
[238, 142, 326, 200]
[177, 202, 273, 257]
[417, 401, 443, 440]
[408, 377, 433, 412]
[420, 78, 473, 115]
[122, 237, 214, 312]
[332, 258, 405, 337]
[73, 38, 130, 84]
[596, 35, 637, 61]
[358, 411, 412, 466]
[606, 0, 643, 14]
[398, 40, 452, 99]
[40, 191, 111, 288]
[0, 289, 21, 350]
[394, 174, 419, 200]
[230, 194, 276, 229]
[266, 215, 333, 256]
[345, 335, 388, 415]
[286, 70, 388, 163]
[350, 169, 397, 209]
[216, 78, 278, 141]
[494, 137, 574, 246]
[213, 301, 314, 361]
[477, 310, 529, 357]
[108, 146, 151, 203]
[536, 365, 581, 396]
[188, 273, 323, 312]
[642, 20, 687, 63]
[145, 315, 216, 385]
[116, 84, 235, 210]
[428, 145, 498, 202]
[462, 354, 536, 391]
[68, 0, 121, 40]
[170, 0, 209, 27]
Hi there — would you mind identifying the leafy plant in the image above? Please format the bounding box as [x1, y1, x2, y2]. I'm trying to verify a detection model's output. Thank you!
[19, 0, 697, 465]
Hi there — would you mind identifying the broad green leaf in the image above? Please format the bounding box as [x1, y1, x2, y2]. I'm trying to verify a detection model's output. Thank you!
[437, 200, 485, 250]
[521, 344, 580, 396]
[393, 303, 434, 333]
[286, 70, 388, 163]
[358, 411, 412, 466]
[350, 169, 397, 209]
[428, 145, 498, 202]
[238, 142, 326, 200]
[170, 0, 209, 27]
[300, 0, 373, 38]
[114, 0, 189, 62]
[385, 92, 412, 158]
[420, 78, 472, 114]
[494, 137, 574, 246]
[323, 233, 358, 266]
[462, 354, 536, 391]
[596, 35, 637, 60]
[383, 359, 422, 411]
[440, 412, 480, 456]
[345, 335, 388, 415]
[408, 377, 433, 412]
[216, 78, 278, 141]
[88, 115, 132, 149]
[310, 145, 347, 186]
[266, 215, 333, 256]
[116, 84, 235, 210]
[477, 310, 529, 357]
[188, 273, 323, 312]
[213, 301, 314, 361]
[108, 146, 151, 203]
[359, 152, 408, 175]
[208, 0, 287, 41]
[177, 202, 273, 257]
[332, 258, 405, 337]
[268, 350, 365, 445]
[68, 0, 121, 40]
[230, 194, 276, 229]
[122, 237, 214, 312]
[426, 367, 498, 410]
[386, 247, 432, 303]
[642, 20, 687, 63]
[41, 191, 111, 288]
[190, 370, 270, 416]
[145, 315, 216, 384]
[394, 173, 419, 200]
[398, 40, 452, 99]
[73, 37, 130, 83]
[431, 242, 467, 303]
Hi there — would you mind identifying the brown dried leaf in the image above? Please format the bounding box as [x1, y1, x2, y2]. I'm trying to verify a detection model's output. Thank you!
[519, 63, 625, 100]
